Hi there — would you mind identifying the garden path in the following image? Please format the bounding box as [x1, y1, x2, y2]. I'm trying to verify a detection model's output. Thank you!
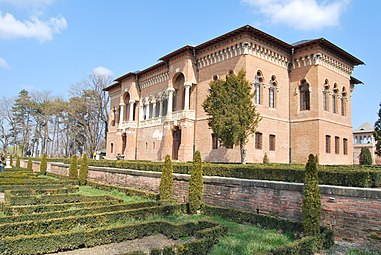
[48, 234, 189, 255]
[0, 192, 4, 202]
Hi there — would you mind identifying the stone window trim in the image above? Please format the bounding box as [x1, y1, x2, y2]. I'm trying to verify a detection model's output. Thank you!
[254, 70, 264, 105]
[322, 79, 330, 112]
[268, 75, 278, 109]
[299, 79, 311, 111]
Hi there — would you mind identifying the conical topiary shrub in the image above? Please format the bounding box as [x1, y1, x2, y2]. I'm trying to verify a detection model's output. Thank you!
[188, 151, 203, 214]
[27, 158, 33, 171]
[159, 154, 174, 200]
[302, 154, 321, 236]
[79, 154, 89, 185]
[40, 154, 47, 175]
[15, 156, 20, 168]
[69, 154, 78, 180]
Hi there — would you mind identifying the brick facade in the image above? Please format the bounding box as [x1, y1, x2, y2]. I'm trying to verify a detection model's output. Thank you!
[104, 25, 363, 164]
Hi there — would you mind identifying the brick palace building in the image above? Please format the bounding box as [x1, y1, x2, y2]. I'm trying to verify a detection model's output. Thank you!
[103, 25, 364, 164]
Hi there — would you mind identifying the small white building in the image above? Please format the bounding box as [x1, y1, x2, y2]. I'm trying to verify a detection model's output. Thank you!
[352, 122, 380, 164]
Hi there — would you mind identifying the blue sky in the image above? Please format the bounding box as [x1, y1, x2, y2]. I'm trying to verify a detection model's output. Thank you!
[0, 0, 379, 128]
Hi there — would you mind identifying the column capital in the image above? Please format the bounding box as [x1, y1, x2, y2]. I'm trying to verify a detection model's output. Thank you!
[184, 82, 193, 88]
[129, 99, 135, 104]
[167, 87, 175, 93]
[119, 103, 126, 106]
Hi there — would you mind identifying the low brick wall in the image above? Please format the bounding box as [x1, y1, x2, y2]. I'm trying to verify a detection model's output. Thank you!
[23, 160, 381, 249]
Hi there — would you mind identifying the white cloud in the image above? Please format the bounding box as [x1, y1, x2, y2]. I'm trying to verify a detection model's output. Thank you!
[93, 66, 113, 77]
[242, 0, 350, 30]
[0, 12, 67, 42]
[0, 0, 54, 8]
[0, 57, 9, 68]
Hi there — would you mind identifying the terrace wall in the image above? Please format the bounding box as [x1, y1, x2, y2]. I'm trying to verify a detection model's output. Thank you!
[22, 160, 381, 249]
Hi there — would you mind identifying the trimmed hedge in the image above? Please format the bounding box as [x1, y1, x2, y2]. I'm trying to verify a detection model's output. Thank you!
[0, 184, 70, 193]
[37, 158, 381, 187]
[0, 204, 182, 238]
[5, 186, 79, 196]
[5, 193, 122, 206]
[0, 219, 223, 255]
[4, 200, 123, 216]
[87, 181, 159, 200]
[201, 204, 334, 255]
[0, 201, 161, 224]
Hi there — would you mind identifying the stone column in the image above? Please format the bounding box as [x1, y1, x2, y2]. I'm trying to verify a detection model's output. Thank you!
[119, 103, 125, 124]
[152, 100, 157, 118]
[158, 99, 163, 117]
[129, 100, 134, 121]
[184, 82, 192, 110]
[146, 101, 150, 119]
[139, 102, 144, 121]
[167, 88, 175, 114]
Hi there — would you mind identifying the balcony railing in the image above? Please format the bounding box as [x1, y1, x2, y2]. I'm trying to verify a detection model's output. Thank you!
[139, 110, 196, 128]
[118, 121, 138, 130]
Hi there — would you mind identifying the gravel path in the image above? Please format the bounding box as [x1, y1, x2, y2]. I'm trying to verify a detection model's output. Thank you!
[47, 234, 190, 255]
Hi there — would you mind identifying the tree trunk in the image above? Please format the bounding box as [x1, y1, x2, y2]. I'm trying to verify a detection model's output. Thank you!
[240, 141, 247, 164]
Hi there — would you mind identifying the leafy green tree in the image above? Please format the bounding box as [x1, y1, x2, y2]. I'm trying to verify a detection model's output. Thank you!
[374, 102, 381, 156]
[27, 158, 33, 170]
[69, 154, 78, 180]
[15, 156, 20, 168]
[188, 151, 203, 214]
[40, 154, 47, 175]
[202, 69, 261, 163]
[302, 154, 321, 236]
[159, 154, 174, 200]
[79, 154, 89, 185]
[359, 147, 372, 165]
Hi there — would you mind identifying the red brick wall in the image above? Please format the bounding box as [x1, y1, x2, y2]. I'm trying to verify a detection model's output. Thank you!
[43, 161, 381, 248]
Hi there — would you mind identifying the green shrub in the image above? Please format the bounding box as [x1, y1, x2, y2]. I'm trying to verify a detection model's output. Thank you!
[302, 154, 321, 236]
[360, 147, 372, 165]
[159, 155, 174, 200]
[189, 151, 203, 214]
[26, 158, 32, 171]
[79, 154, 89, 185]
[40, 154, 47, 175]
[15, 156, 20, 168]
[263, 153, 270, 164]
[69, 155, 78, 180]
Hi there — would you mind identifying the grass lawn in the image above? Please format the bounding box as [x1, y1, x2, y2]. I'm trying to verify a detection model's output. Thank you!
[146, 213, 294, 255]
[77, 185, 152, 203]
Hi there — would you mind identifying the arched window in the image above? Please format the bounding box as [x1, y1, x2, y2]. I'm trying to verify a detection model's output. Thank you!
[332, 84, 338, 114]
[299, 79, 310, 111]
[269, 75, 277, 108]
[254, 70, 263, 105]
[341, 87, 347, 116]
[323, 79, 330, 111]
[173, 73, 185, 111]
